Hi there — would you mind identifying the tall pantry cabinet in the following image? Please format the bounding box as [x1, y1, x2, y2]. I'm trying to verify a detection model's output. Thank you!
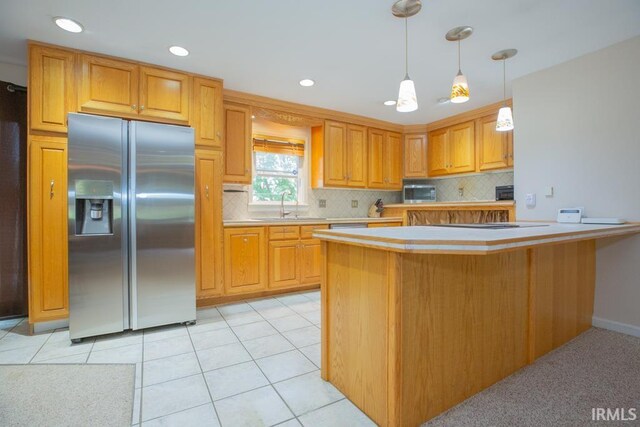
[27, 42, 225, 324]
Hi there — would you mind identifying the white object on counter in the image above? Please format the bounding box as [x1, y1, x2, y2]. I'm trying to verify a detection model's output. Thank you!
[581, 217, 626, 224]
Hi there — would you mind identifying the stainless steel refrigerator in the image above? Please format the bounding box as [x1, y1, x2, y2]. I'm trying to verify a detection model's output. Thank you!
[67, 113, 195, 342]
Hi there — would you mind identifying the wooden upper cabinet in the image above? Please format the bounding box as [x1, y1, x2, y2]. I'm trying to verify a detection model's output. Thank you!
[28, 137, 68, 322]
[386, 131, 402, 188]
[367, 128, 385, 188]
[195, 149, 223, 299]
[79, 54, 139, 117]
[427, 128, 449, 176]
[224, 227, 267, 294]
[29, 45, 76, 133]
[346, 124, 367, 188]
[448, 121, 475, 174]
[223, 103, 252, 183]
[427, 122, 475, 176]
[368, 129, 402, 189]
[477, 114, 513, 171]
[404, 134, 428, 178]
[324, 121, 348, 186]
[192, 77, 223, 148]
[139, 66, 190, 123]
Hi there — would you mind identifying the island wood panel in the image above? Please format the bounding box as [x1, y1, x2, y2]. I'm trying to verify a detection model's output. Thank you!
[397, 250, 529, 426]
[528, 240, 595, 361]
[323, 242, 390, 426]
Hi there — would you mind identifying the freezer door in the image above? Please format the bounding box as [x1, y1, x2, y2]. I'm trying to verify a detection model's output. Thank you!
[129, 121, 195, 329]
[68, 113, 128, 340]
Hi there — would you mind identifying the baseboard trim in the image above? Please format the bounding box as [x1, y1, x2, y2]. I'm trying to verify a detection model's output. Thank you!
[592, 316, 640, 338]
[32, 318, 69, 334]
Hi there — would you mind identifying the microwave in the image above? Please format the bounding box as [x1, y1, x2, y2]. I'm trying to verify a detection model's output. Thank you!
[403, 180, 436, 203]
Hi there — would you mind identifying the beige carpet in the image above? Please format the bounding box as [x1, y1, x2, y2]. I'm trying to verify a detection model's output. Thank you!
[424, 328, 640, 426]
[0, 364, 135, 427]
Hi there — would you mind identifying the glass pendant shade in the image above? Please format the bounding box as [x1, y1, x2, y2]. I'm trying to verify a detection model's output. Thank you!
[496, 106, 514, 131]
[397, 77, 418, 112]
[450, 71, 469, 103]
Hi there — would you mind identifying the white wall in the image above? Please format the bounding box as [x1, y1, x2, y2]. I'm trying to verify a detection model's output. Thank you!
[0, 61, 27, 86]
[513, 36, 640, 334]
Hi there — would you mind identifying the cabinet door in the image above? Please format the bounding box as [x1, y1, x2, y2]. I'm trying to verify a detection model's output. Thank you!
[28, 137, 68, 322]
[324, 121, 348, 186]
[449, 121, 475, 174]
[385, 131, 403, 189]
[29, 45, 76, 133]
[224, 227, 266, 294]
[300, 239, 323, 285]
[404, 134, 427, 178]
[192, 78, 223, 148]
[223, 104, 252, 183]
[139, 66, 190, 123]
[79, 54, 139, 117]
[268, 240, 301, 289]
[427, 128, 449, 176]
[477, 115, 509, 171]
[346, 124, 367, 188]
[507, 131, 514, 167]
[367, 128, 385, 188]
[195, 150, 223, 299]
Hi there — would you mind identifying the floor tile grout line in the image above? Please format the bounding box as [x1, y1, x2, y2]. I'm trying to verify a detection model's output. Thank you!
[224, 317, 299, 422]
[186, 321, 223, 427]
[27, 329, 56, 364]
[259, 312, 321, 369]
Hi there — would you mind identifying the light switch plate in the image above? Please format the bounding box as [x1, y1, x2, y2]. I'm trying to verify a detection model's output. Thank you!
[319, 199, 326, 208]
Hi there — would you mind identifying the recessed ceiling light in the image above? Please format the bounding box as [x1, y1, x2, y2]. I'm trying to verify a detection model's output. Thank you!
[299, 79, 315, 87]
[437, 97, 452, 105]
[169, 46, 189, 57]
[383, 100, 396, 106]
[53, 17, 83, 33]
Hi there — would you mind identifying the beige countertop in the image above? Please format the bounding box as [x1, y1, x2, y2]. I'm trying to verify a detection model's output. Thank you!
[223, 216, 403, 227]
[313, 222, 640, 254]
[384, 200, 515, 209]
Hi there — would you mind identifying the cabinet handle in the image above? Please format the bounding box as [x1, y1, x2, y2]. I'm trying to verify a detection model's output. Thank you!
[205, 184, 209, 200]
[245, 168, 249, 174]
[140, 105, 145, 111]
[49, 180, 54, 199]
[503, 154, 507, 159]
[243, 238, 248, 243]
[216, 131, 222, 138]
[131, 104, 137, 110]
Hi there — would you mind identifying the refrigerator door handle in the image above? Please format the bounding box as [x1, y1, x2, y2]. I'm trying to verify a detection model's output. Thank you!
[129, 121, 138, 330]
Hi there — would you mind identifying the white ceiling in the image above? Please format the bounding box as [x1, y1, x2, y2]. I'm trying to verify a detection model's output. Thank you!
[1, 0, 639, 124]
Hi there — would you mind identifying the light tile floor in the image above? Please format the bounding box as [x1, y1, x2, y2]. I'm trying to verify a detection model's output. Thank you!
[0, 290, 376, 427]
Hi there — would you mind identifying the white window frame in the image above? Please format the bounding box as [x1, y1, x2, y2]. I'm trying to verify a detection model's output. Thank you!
[248, 140, 309, 213]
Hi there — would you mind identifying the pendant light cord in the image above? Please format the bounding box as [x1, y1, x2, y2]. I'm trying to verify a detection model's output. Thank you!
[458, 40, 461, 73]
[405, 16, 409, 78]
[503, 59, 507, 105]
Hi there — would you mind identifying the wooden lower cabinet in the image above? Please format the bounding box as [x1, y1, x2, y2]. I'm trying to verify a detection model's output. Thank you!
[269, 240, 301, 289]
[224, 227, 267, 294]
[28, 137, 69, 323]
[195, 150, 224, 298]
[300, 239, 323, 284]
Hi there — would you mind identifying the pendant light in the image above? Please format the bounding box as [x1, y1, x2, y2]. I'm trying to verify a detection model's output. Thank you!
[446, 26, 473, 104]
[492, 49, 518, 131]
[392, 0, 421, 112]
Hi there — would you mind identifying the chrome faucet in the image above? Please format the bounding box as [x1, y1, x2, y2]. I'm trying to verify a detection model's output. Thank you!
[280, 191, 291, 218]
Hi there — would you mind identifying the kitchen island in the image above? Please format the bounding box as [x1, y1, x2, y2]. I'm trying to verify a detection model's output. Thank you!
[313, 222, 640, 427]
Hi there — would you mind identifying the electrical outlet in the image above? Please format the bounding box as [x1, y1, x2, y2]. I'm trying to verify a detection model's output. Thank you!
[458, 187, 464, 197]
[318, 199, 326, 208]
[351, 200, 358, 208]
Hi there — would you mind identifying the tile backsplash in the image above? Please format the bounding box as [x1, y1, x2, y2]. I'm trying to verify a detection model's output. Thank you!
[223, 187, 402, 220]
[428, 171, 514, 202]
[223, 172, 512, 220]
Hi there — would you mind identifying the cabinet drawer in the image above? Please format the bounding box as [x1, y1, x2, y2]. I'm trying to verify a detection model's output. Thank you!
[300, 224, 329, 239]
[269, 226, 300, 240]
